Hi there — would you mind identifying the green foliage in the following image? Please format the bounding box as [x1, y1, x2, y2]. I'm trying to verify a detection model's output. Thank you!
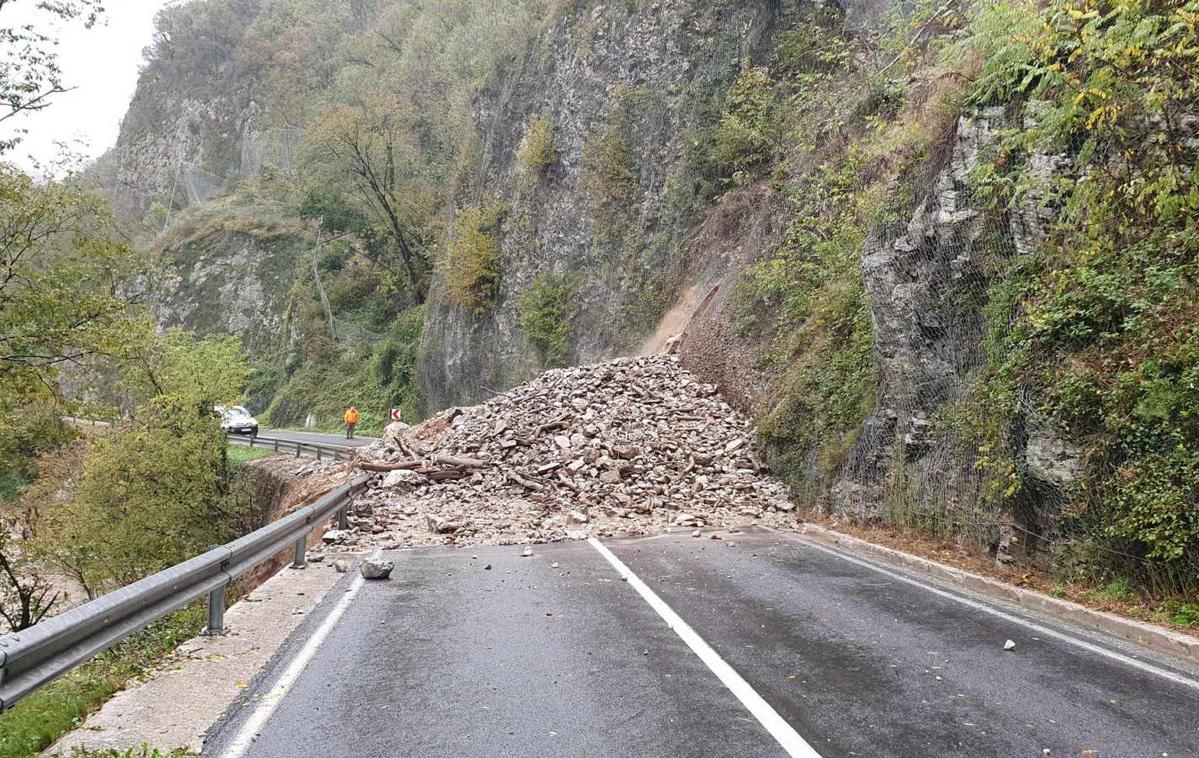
[1159, 600, 1199, 628]
[757, 298, 878, 493]
[1092, 579, 1134, 602]
[0, 405, 75, 501]
[518, 115, 558, 175]
[0, 604, 204, 758]
[299, 186, 369, 235]
[39, 331, 251, 593]
[227, 444, 273, 465]
[265, 306, 425, 434]
[737, 147, 884, 492]
[581, 116, 639, 219]
[959, 0, 1199, 584]
[774, 5, 853, 76]
[444, 204, 507, 316]
[0, 166, 150, 441]
[0, 0, 103, 152]
[709, 67, 784, 181]
[518, 273, 576, 367]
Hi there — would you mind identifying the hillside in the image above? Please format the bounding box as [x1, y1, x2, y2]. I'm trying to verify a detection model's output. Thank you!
[94, 0, 1199, 598]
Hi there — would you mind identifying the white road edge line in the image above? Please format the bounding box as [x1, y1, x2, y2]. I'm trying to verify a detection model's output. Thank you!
[588, 537, 822, 758]
[797, 537, 1199, 693]
[218, 574, 366, 758]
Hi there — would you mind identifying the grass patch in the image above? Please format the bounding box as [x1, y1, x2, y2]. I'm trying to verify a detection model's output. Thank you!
[226, 444, 273, 465]
[0, 605, 205, 758]
[1156, 601, 1199, 629]
[1091, 579, 1135, 603]
[65, 748, 188, 758]
[0, 471, 27, 501]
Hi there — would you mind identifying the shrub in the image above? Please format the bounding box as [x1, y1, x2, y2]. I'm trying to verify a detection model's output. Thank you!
[444, 204, 507, 316]
[518, 273, 576, 367]
[709, 66, 784, 180]
[518, 116, 557, 175]
[581, 118, 639, 214]
[958, 0, 1199, 588]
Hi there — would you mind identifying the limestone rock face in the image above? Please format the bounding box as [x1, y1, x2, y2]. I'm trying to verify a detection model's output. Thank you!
[1024, 426, 1084, 491]
[419, 0, 796, 410]
[153, 222, 312, 356]
[833, 109, 1006, 518]
[828, 107, 1076, 563]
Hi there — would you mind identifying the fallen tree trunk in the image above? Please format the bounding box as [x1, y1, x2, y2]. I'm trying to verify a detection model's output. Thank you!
[426, 469, 471, 482]
[432, 454, 488, 469]
[357, 459, 423, 472]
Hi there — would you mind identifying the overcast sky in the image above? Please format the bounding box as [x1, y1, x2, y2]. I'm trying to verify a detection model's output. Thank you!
[4, 0, 175, 174]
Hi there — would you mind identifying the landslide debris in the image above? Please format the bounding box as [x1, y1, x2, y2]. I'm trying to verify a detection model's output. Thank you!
[340, 357, 796, 548]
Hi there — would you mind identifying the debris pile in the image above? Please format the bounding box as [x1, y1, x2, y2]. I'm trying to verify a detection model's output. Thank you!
[341, 357, 795, 548]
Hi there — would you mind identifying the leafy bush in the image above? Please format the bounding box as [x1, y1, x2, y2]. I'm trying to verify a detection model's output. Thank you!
[774, 6, 852, 76]
[444, 204, 507, 316]
[581, 117, 639, 215]
[517, 115, 557, 175]
[518, 273, 576, 367]
[738, 147, 883, 493]
[299, 186, 368, 235]
[37, 332, 252, 594]
[709, 67, 784, 180]
[1159, 600, 1199, 628]
[265, 306, 425, 433]
[959, 0, 1199, 587]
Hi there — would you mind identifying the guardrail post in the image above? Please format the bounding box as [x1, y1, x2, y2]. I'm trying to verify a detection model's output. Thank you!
[292, 536, 307, 569]
[249, 436, 255, 449]
[273, 438, 279, 453]
[316, 446, 323, 461]
[294, 443, 301, 459]
[204, 587, 226, 636]
[337, 505, 348, 530]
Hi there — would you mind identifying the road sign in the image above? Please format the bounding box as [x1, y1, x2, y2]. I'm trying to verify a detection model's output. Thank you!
[390, 407, 402, 421]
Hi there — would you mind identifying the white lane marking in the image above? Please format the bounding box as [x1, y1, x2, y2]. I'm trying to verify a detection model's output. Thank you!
[797, 537, 1199, 693]
[219, 574, 366, 758]
[588, 537, 821, 758]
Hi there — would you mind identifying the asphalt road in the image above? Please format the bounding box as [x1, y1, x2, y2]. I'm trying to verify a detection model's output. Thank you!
[205, 531, 1199, 758]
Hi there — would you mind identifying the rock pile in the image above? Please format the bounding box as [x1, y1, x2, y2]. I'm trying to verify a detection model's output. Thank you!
[340, 356, 796, 548]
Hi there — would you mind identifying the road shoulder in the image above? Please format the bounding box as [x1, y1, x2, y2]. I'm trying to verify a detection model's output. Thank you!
[45, 562, 352, 756]
[794, 523, 1199, 668]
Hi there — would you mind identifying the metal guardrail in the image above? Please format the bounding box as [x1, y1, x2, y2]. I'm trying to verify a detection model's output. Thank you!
[0, 475, 369, 711]
[227, 433, 355, 462]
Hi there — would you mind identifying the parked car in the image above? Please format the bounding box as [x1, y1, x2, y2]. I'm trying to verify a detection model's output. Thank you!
[215, 405, 259, 436]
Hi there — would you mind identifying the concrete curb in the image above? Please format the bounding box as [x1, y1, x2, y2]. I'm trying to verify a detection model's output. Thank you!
[796, 522, 1199, 669]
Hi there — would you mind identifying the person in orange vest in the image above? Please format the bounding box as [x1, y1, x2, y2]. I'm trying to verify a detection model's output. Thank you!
[344, 406, 360, 439]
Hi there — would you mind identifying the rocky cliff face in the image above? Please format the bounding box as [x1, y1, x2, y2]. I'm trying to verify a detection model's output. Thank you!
[832, 111, 1002, 520]
[104, 0, 265, 224]
[419, 0, 793, 409]
[152, 204, 314, 358]
[829, 108, 1081, 563]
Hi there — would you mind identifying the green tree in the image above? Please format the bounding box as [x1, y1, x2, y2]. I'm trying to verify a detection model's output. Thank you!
[41, 331, 251, 593]
[307, 95, 435, 301]
[0, 166, 150, 474]
[0, 0, 103, 151]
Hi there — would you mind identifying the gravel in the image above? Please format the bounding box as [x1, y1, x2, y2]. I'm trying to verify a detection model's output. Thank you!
[340, 356, 797, 548]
